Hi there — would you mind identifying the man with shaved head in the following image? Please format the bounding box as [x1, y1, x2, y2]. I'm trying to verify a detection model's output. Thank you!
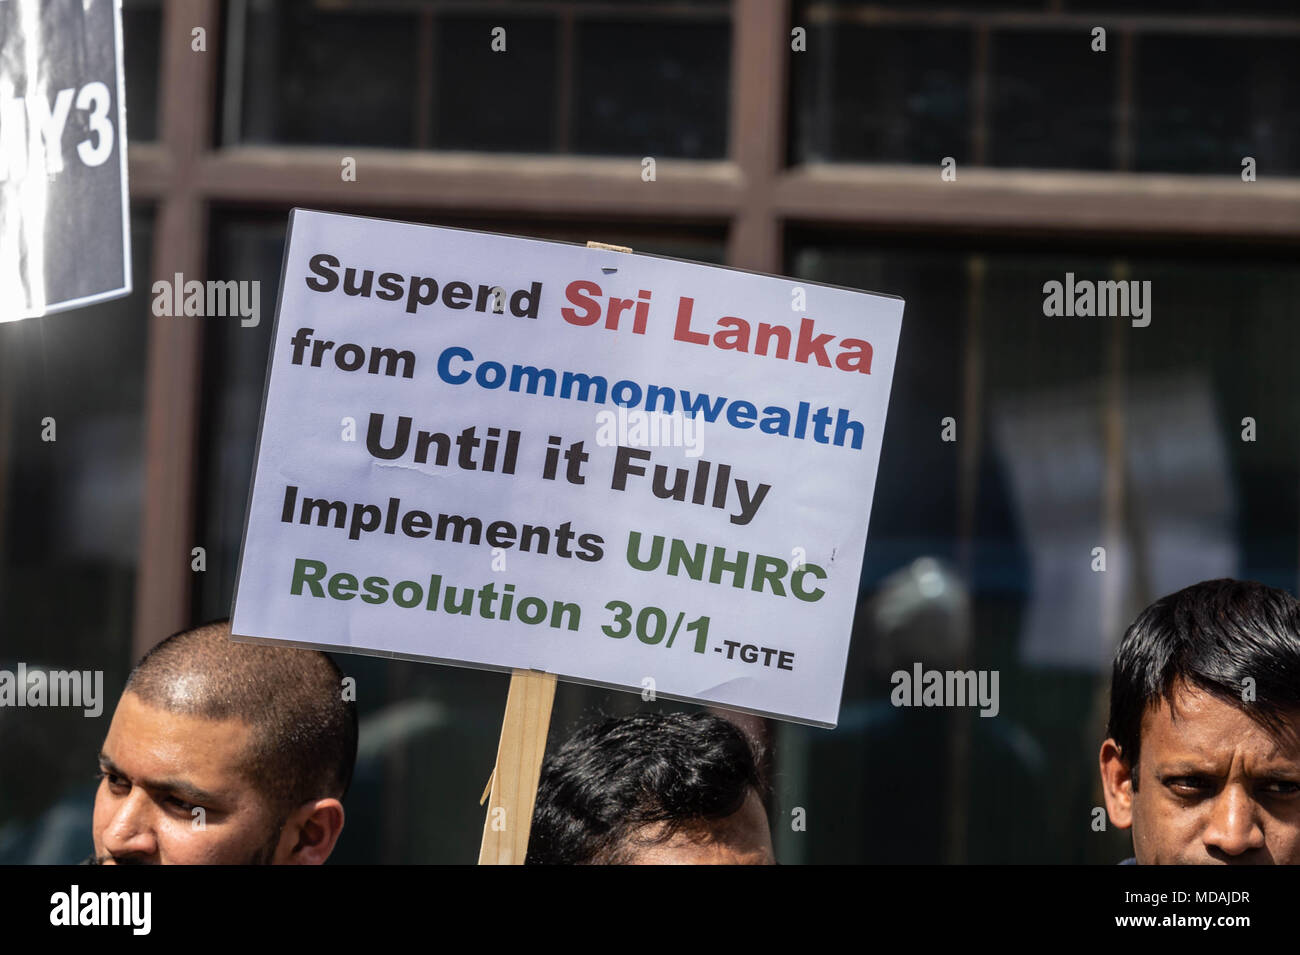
[90, 620, 357, 864]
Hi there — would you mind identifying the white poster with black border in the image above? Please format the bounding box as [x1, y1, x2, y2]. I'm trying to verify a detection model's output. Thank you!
[0, 0, 131, 321]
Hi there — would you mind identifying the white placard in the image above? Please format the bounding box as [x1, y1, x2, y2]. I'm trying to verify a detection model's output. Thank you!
[0, 0, 131, 320]
[231, 209, 903, 726]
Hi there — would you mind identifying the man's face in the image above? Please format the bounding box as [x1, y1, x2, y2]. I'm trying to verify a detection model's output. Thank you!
[92, 691, 284, 864]
[620, 789, 776, 865]
[1101, 683, 1300, 864]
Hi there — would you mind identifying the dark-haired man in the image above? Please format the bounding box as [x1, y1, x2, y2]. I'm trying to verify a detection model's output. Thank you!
[527, 711, 775, 865]
[91, 620, 357, 864]
[1099, 578, 1300, 864]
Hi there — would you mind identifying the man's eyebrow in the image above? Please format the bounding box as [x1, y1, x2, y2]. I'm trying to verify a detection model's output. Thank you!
[1247, 760, 1300, 779]
[1153, 761, 1220, 776]
[97, 752, 225, 806]
[1256, 770, 1300, 781]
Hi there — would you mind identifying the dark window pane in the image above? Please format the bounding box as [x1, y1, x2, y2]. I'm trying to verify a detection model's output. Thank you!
[233, 0, 418, 147]
[511, 0, 727, 5]
[1070, 0, 1299, 12]
[122, 0, 161, 141]
[830, 0, 1043, 6]
[790, 24, 972, 164]
[434, 17, 558, 152]
[0, 212, 152, 864]
[572, 19, 729, 158]
[989, 30, 1116, 169]
[1122, 260, 1300, 584]
[1135, 35, 1300, 175]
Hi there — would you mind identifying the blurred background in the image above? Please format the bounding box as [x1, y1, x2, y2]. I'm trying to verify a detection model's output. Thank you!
[1, 0, 1299, 863]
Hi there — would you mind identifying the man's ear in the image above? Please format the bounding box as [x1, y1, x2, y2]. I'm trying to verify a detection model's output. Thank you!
[273, 798, 345, 865]
[1099, 739, 1134, 830]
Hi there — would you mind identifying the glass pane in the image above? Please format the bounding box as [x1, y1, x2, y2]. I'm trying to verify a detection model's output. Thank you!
[1122, 258, 1300, 584]
[1135, 34, 1300, 175]
[1070, 0, 1299, 12]
[234, 0, 419, 147]
[989, 30, 1116, 170]
[789, 24, 972, 164]
[0, 212, 153, 864]
[838, 0, 1044, 7]
[433, 17, 558, 152]
[572, 19, 730, 158]
[122, 0, 162, 142]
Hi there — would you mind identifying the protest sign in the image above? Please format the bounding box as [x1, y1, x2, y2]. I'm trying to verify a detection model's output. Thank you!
[231, 209, 903, 727]
[0, 0, 131, 320]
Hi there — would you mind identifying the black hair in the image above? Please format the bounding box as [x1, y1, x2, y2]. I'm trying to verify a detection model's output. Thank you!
[125, 619, 358, 816]
[526, 711, 765, 864]
[1107, 578, 1300, 780]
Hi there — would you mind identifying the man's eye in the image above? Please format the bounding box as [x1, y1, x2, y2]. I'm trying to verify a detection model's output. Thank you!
[96, 770, 128, 792]
[1262, 780, 1300, 796]
[166, 796, 198, 813]
[1166, 776, 1211, 795]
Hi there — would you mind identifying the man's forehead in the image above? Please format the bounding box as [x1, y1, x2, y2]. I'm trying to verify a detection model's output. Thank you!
[624, 790, 773, 863]
[1141, 683, 1300, 762]
[630, 835, 771, 864]
[103, 691, 259, 789]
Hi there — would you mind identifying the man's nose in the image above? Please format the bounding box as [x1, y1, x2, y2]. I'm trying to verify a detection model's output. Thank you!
[1202, 784, 1265, 858]
[102, 788, 159, 862]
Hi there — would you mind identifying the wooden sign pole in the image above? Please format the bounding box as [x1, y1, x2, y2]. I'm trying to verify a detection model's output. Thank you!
[477, 240, 633, 865]
[477, 668, 557, 864]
